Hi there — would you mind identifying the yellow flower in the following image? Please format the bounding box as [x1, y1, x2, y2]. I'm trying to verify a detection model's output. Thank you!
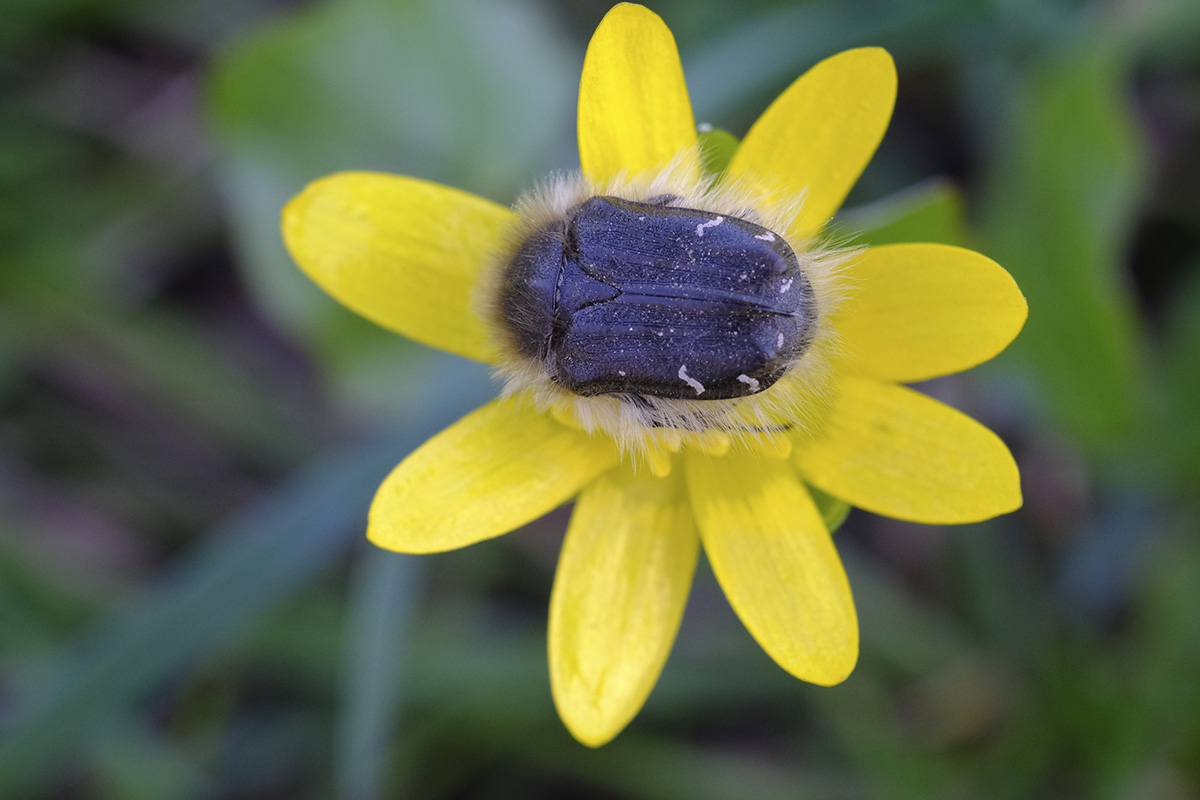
[282, 3, 1026, 747]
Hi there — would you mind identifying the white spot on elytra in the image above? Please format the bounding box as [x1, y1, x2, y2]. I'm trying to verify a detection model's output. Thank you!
[618, 370, 626, 376]
[737, 374, 761, 392]
[780, 278, 794, 293]
[678, 365, 705, 396]
[777, 333, 785, 348]
[755, 232, 776, 241]
[695, 216, 724, 237]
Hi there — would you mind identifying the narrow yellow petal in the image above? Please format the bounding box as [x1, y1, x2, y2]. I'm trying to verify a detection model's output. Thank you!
[794, 377, 1022, 524]
[282, 172, 515, 362]
[836, 244, 1027, 382]
[686, 450, 858, 684]
[729, 48, 896, 238]
[369, 399, 620, 553]
[550, 466, 698, 747]
[578, 3, 698, 184]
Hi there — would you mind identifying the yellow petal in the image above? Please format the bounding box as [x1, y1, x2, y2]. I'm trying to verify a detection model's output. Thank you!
[685, 450, 858, 684]
[369, 399, 619, 553]
[836, 244, 1027, 382]
[578, 3, 698, 184]
[729, 48, 896, 239]
[550, 466, 698, 747]
[794, 376, 1022, 524]
[282, 172, 514, 362]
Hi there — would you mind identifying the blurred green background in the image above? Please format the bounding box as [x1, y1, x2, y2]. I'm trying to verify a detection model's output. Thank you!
[2, 0, 1199, 797]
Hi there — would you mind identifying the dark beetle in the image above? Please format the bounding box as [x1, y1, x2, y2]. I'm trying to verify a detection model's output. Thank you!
[499, 195, 817, 401]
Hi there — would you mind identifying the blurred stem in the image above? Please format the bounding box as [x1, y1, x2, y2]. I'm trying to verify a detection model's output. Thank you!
[335, 547, 426, 800]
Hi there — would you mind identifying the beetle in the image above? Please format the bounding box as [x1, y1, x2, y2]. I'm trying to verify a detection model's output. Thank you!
[498, 195, 817, 402]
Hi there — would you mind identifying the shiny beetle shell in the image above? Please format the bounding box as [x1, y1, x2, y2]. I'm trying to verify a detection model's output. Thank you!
[498, 195, 817, 401]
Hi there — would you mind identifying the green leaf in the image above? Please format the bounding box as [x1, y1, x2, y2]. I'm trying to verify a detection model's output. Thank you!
[1161, 267, 1200, 491]
[840, 180, 968, 248]
[697, 127, 739, 178]
[807, 484, 852, 534]
[977, 38, 1149, 451]
[88, 720, 206, 800]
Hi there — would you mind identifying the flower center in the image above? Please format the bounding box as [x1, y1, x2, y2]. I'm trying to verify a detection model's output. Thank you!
[498, 195, 817, 401]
